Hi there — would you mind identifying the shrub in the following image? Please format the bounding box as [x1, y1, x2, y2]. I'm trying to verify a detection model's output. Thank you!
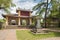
[29, 23, 36, 29]
[0, 22, 3, 29]
[0, 19, 6, 29]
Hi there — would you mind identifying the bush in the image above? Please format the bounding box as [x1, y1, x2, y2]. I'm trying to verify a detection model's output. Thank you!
[0, 19, 6, 29]
[29, 23, 37, 33]
[0, 22, 3, 29]
[29, 23, 36, 29]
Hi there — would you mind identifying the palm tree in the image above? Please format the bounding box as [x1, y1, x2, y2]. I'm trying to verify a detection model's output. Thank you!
[33, 0, 49, 28]
[45, 0, 48, 28]
[0, 0, 15, 13]
[33, 1, 46, 16]
[33, 0, 60, 28]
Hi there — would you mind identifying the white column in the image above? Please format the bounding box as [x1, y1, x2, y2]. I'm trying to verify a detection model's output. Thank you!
[18, 18, 20, 25]
[18, 9, 21, 25]
[6, 16, 8, 25]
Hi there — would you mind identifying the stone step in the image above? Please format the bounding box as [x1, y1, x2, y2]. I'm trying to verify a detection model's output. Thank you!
[6, 25, 18, 29]
[5, 25, 29, 29]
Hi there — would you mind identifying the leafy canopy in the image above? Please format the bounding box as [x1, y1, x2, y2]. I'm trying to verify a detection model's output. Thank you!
[33, 0, 60, 18]
[0, 0, 15, 13]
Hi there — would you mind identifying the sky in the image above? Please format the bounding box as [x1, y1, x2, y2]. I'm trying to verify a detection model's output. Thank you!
[11, 0, 41, 14]
[0, 0, 51, 19]
[11, 0, 50, 15]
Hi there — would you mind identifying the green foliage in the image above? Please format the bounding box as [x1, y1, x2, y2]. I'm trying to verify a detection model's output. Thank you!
[0, 0, 15, 13]
[33, 2, 47, 18]
[0, 19, 6, 29]
[33, 0, 60, 28]
[50, 0, 60, 17]
[29, 23, 35, 29]
[48, 0, 60, 18]
[33, 0, 60, 18]
[0, 19, 6, 23]
[30, 23, 35, 26]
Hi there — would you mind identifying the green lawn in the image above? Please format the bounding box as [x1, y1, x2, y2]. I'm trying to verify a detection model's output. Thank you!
[16, 30, 60, 40]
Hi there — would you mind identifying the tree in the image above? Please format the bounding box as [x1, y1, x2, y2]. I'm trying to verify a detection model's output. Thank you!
[49, 0, 60, 17]
[0, 0, 15, 13]
[33, 0, 49, 28]
[33, 0, 46, 17]
[33, 0, 60, 27]
[45, 0, 48, 28]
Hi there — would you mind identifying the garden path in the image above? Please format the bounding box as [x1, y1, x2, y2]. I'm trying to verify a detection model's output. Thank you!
[0, 29, 17, 40]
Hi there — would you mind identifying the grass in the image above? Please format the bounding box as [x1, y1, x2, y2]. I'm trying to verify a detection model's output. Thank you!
[16, 30, 60, 40]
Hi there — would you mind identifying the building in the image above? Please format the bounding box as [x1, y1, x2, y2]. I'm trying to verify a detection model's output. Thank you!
[2, 9, 33, 28]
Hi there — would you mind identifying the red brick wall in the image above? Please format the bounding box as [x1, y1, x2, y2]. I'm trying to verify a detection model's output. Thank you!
[20, 11, 30, 16]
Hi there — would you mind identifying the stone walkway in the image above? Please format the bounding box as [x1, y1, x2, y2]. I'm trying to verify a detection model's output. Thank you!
[0, 29, 17, 40]
[40, 37, 60, 40]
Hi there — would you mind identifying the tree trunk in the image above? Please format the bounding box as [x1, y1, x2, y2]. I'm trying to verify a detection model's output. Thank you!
[45, 0, 48, 28]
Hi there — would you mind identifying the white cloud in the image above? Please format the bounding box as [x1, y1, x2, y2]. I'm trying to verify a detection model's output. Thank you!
[19, 1, 37, 9]
[13, 0, 37, 9]
[11, 0, 37, 14]
[12, 0, 51, 13]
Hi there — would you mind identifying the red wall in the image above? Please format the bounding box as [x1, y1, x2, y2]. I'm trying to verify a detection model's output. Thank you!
[20, 11, 30, 16]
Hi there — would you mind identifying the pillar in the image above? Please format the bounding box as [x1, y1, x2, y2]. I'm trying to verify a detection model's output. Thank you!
[18, 18, 21, 25]
[18, 10, 20, 16]
[18, 10, 21, 25]
[29, 12, 32, 25]
[6, 16, 8, 25]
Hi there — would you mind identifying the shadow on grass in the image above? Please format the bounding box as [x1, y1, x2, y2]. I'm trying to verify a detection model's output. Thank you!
[28, 30, 60, 37]
[53, 32, 60, 37]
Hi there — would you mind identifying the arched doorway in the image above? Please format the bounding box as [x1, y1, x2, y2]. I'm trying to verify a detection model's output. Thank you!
[11, 20, 16, 25]
[21, 19, 27, 26]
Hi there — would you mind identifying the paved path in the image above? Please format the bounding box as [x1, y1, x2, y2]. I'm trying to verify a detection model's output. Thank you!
[40, 37, 60, 40]
[43, 28, 60, 32]
[0, 30, 7, 40]
[0, 29, 17, 40]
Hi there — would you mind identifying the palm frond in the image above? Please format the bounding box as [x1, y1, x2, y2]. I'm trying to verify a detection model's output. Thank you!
[4, 8, 10, 13]
[33, 2, 46, 11]
[0, 0, 15, 13]
[36, 7, 46, 17]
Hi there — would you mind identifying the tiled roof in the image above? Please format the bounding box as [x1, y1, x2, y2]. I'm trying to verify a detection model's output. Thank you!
[16, 8, 33, 12]
[2, 14, 32, 18]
